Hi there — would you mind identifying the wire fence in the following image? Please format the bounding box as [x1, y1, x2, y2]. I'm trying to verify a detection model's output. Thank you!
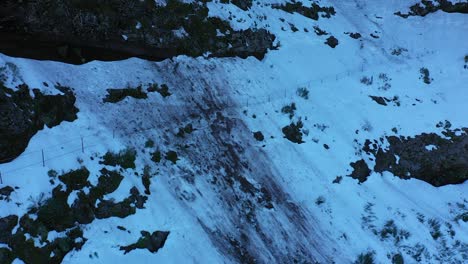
[0, 61, 413, 183]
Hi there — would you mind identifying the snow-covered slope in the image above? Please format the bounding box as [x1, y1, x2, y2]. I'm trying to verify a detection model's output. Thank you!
[1, 0, 467, 263]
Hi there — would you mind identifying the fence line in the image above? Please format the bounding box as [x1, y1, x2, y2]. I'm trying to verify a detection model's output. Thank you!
[0, 62, 415, 180]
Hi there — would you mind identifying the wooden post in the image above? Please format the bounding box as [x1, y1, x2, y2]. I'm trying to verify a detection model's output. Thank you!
[42, 149, 45, 167]
[0, 172, 3, 184]
[81, 137, 84, 153]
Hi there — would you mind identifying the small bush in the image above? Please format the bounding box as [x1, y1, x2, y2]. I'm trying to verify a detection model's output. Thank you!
[296, 87, 309, 99]
[101, 148, 137, 169]
[151, 151, 161, 163]
[428, 218, 442, 240]
[360, 76, 373, 85]
[282, 120, 304, 144]
[165, 151, 178, 164]
[281, 102, 296, 119]
[315, 196, 325, 205]
[144, 139, 155, 148]
[354, 251, 375, 264]
[419, 67, 432, 84]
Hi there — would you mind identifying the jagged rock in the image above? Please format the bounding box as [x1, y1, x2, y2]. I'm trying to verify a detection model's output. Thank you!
[0, 83, 78, 163]
[0, 0, 275, 63]
[363, 128, 468, 186]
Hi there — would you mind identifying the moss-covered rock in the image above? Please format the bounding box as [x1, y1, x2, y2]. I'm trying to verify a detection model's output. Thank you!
[58, 167, 90, 191]
[0, 83, 78, 163]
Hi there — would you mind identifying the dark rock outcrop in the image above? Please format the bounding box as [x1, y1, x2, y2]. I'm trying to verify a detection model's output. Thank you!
[0, 0, 275, 64]
[0, 215, 18, 243]
[0, 83, 79, 163]
[395, 0, 468, 18]
[272, 1, 336, 20]
[4, 167, 147, 263]
[360, 128, 468, 186]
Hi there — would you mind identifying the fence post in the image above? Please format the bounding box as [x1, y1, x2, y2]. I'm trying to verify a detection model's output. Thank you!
[42, 149, 45, 167]
[81, 137, 84, 153]
[0, 172, 3, 184]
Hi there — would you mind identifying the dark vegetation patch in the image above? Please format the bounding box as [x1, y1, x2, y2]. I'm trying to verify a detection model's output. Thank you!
[281, 102, 296, 119]
[419, 67, 432, 84]
[0, 82, 78, 163]
[369, 96, 400, 107]
[296, 87, 309, 99]
[147, 83, 171, 98]
[0, 0, 275, 63]
[103, 86, 147, 103]
[352, 127, 468, 186]
[354, 250, 375, 264]
[346, 32, 362, 39]
[220, 0, 253, 11]
[313, 26, 328, 36]
[165, 150, 179, 164]
[325, 36, 339, 48]
[391, 47, 408, 56]
[0, 167, 147, 263]
[348, 159, 371, 183]
[272, 1, 336, 20]
[120, 230, 170, 254]
[395, 0, 468, 18]
[282, 120, 305, 144]
[100, 148, 137, 169]
[176, 124, 195, 138]
[253, 131, 264, 141]
[151, 151, 162, 163]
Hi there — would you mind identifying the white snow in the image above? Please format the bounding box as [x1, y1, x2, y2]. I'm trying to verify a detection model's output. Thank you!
[1, 0, 467, 263]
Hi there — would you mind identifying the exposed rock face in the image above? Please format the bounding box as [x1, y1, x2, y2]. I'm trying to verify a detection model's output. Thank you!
[0, 83, 79, 163]
[272, 1, 336, 20]
[353, 128, 468, 186]
[0, 0, 275, 63]
[395, 0, 468, 18]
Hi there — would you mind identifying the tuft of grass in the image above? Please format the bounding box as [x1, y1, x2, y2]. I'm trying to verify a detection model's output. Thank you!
[296, 87, 309, 99]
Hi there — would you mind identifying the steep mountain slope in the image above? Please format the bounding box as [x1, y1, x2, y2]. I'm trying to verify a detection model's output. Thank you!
[1, 0, 467, 263]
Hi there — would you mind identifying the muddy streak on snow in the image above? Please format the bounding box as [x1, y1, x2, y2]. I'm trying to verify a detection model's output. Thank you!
[92, 59, 333, 262]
